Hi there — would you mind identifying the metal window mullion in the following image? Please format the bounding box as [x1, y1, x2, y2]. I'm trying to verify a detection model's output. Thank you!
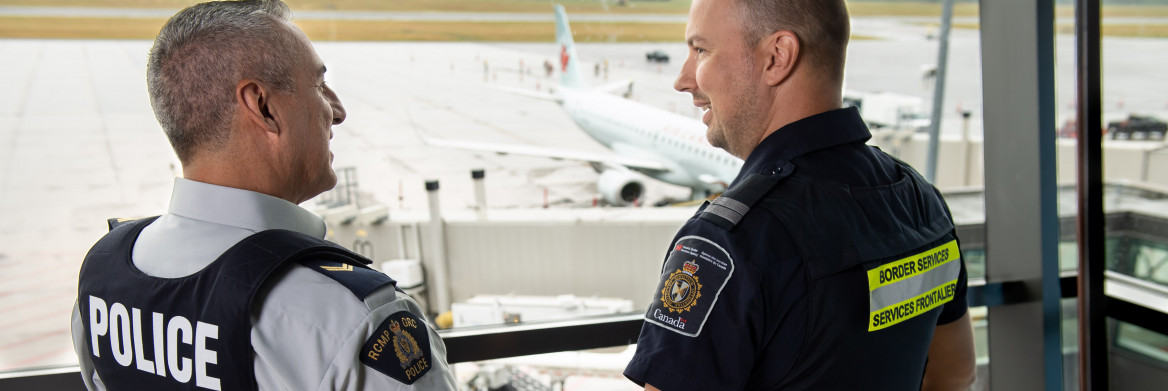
[1075, 0, 1108, 389]
[980, 0, 1062, 390]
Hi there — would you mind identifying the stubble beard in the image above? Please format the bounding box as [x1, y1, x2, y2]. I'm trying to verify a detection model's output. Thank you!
[708, 82, 762, 160]
[707, 122, 728, 152]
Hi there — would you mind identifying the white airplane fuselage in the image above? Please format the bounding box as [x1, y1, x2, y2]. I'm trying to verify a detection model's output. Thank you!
[557, 87, 742, 196]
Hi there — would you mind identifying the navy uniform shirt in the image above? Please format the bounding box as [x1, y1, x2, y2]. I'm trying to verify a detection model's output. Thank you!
[624, 108, 968, 390]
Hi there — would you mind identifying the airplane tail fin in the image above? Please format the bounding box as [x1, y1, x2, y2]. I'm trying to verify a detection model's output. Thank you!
[554, 4, 586, 89]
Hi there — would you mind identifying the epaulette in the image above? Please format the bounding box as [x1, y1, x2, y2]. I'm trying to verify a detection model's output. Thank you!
[229, 229, 397, 301]
[106, 217, 141, 231]
[699, 161, 793, 230]
[300, 255, 398, 301]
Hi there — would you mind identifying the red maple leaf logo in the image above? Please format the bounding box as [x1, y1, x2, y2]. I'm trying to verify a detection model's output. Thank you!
[560, 45, 569, 72]
[675, 244, 683, 251]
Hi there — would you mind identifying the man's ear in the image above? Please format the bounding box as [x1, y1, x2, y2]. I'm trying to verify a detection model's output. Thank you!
[237, 79, 280, 134]
[760, 30, 800, 87]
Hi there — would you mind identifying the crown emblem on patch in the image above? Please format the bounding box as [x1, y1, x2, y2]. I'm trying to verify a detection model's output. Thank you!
[661, 260, 703, 314]
[389, 320, 402, 334]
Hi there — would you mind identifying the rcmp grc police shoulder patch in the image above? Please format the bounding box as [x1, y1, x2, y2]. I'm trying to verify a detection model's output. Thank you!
[361, 311, 433, 384]
[644, 235, 734, 337]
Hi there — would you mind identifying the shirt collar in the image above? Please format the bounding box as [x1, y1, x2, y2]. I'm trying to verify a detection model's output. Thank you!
[734, 107, 872, 183]
[168, 177, 327, 239]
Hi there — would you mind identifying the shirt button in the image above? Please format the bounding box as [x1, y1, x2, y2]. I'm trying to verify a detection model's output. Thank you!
[771, 167, 782, 175]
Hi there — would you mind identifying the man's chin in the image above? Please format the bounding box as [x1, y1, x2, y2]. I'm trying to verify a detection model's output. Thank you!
[324, 175, 338, 192]
[306, 175, 339, 203]
[706, 128, 726, 150]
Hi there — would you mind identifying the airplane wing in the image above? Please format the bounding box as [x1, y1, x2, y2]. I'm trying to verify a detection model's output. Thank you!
[482, 83, 561, 102]
[592, 79, 634, 97]
[697, 174, 729, 188]
[425, 137, 671, 174]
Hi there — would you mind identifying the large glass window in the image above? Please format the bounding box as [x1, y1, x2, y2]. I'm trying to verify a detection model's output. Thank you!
[24, 1, 1168, 390]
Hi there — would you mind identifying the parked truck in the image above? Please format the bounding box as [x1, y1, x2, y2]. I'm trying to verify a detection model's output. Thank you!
[842, 91, 932, 132]
[1108, 115, 1167, 140]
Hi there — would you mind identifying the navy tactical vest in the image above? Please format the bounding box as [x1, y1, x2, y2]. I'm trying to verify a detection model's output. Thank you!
[77, 217, 379, 391]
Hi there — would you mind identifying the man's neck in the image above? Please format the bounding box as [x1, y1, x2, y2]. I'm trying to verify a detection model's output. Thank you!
[182, 158, 291, 204]
[745, 77, 843, 159]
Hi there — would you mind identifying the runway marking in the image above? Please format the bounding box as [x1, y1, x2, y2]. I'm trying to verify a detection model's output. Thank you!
[0, 262, 77, 283]
[0, 345, 75, 372]
[0, 284, 72, 302]
[0, 288, 72, 314]
[0, 305, 73, 329]
[0, 329, 72, 370]
[0, 328, 70, 351]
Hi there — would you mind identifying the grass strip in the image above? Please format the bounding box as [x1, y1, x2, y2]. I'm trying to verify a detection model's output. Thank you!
[0, 16, 888, 42]
[295, 19, 686, 42]
[950, 22, 1168, 39]
[0, 16, 688, 42]
[0, 0, 693, 14]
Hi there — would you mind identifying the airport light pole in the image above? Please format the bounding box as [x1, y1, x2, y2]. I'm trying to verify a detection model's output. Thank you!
[925, 0, 955, 184]
[425, 180, 452, 315]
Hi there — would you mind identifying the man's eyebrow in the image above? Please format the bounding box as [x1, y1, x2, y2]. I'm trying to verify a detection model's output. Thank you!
[687, 36, 707, 46]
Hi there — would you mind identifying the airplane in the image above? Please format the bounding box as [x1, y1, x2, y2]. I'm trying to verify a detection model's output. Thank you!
[426, 4, 742, 206]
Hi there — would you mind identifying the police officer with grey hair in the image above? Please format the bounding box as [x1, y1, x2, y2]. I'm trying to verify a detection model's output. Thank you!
[69, 1, 457, 389]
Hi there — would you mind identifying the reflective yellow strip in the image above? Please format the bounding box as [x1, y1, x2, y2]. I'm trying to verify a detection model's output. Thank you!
[869, 278, 959, 332]
[867, 240, 959, 291]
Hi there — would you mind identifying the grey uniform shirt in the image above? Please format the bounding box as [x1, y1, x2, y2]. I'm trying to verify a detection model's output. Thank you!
[70, 178, 458, 390]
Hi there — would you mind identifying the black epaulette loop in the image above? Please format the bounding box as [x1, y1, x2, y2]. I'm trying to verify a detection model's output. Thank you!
[699, 161, 793, 230]
[107, 217, 142, 232]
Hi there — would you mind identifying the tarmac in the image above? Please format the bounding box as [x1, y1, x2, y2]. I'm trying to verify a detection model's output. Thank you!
[2, 16, 1168, 372]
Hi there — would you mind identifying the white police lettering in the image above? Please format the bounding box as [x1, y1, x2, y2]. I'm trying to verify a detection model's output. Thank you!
[168, 315, 193, 383]
[87, 295, 222, 390]
[131, 308, 157, 374]
[195, 322, 220, 390]
[652, 309, 688, 330]
[109, 303, 132, 366]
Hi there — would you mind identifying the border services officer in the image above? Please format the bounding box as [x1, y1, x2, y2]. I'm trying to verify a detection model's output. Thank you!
[624, 0, 977, 389]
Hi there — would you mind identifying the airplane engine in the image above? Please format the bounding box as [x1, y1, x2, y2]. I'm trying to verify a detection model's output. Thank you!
[597, 169, 644, 206]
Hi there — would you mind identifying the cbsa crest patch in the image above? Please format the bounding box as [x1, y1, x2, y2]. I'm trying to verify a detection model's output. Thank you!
[361, 311, 433, 384]
[644, 235, 734, 337]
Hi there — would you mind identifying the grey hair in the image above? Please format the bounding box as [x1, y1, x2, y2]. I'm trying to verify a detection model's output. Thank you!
[733, 0, 850, 83]
[147, 0, 298, 164]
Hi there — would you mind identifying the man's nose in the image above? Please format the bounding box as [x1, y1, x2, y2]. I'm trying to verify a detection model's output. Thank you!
[674, 53, 696, 93]
[328, 87, 346, 125]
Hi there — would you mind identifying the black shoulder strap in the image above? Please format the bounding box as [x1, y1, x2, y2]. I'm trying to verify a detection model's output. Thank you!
[88, 217, 159, 259]
[223, 230, 396, 301]
[699, 162, 794, 230]
[106, 217, 153, 232]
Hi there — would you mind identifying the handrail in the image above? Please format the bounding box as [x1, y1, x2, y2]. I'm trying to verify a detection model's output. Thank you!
[438, 313, 643, 363]
[1107, 271, 1168, 336]
[6, 275, 1168, 389]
